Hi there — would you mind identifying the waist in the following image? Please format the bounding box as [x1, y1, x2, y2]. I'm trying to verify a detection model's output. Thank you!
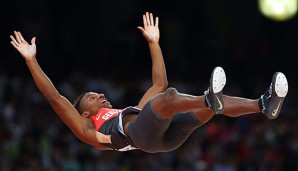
[99, 112, 138, 151]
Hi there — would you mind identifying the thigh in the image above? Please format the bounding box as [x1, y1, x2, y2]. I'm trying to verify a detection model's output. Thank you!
[169, 112, 203, 134]
[128, 100, 172, 152]
[160, 112, 203, 151]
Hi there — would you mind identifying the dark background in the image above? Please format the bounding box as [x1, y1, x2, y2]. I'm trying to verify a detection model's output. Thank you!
[1, 0, 298, 170]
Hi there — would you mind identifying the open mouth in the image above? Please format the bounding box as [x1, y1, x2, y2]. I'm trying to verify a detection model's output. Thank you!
[101, 100, 107, 104]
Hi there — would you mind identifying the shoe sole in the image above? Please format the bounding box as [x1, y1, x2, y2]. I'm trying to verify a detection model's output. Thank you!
[211, 66, 226, 114]
[212, 67, 226, 93]
[275, 72, 288, 97]
[268, 72, 288, 119]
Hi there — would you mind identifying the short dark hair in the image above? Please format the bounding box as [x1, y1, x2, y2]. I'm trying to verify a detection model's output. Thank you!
[73, 92, 87, 114]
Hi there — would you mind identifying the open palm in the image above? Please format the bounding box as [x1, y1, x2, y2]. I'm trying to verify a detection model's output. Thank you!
[138, 12, 160, 44]
[10, 31, 36, 61]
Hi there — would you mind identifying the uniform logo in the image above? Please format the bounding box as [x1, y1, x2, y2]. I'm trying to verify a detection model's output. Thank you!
[102, 109, 122, 120]
[272, 101, 281, 117]
[216, 96, 223, 110]
[96, 111, 103, 120]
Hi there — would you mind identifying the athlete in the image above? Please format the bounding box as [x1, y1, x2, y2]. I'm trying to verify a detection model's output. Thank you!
[10, 12, 288, 153]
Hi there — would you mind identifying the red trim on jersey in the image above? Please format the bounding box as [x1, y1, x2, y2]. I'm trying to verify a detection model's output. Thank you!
[89, 108, 123, 130]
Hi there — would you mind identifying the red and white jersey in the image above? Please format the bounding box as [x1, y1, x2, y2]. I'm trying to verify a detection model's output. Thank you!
[90, 106, 141, 151]
[89, 108, 123, 130]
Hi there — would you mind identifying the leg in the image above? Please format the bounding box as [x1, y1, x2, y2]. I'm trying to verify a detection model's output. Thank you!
[193, 95, 260, 123]
[152, 95, 261, 152]
[194, 72, 289, 122]
[128, 101, 204, 153]
[222, 96, 260, 116]
[128, 100, 202, 153]
[128, 67, 226, 152]
[152, 66, 226, 120]
[151, 87, 206, 119]
[158, 112, 204, 152]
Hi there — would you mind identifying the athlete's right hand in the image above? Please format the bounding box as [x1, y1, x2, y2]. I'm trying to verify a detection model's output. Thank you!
[10, 31, 37, 61]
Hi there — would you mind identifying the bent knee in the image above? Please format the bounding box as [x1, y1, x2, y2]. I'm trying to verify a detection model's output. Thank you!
[164, 87, 178, 99]
[151, 87, 179, 118]
[157, 87, 179, 108]
[155, 87, 179, 106]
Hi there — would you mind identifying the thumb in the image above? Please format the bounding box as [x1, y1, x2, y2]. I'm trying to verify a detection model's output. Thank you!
[31, 37, 36, 45]
[137, 26, 144, 32]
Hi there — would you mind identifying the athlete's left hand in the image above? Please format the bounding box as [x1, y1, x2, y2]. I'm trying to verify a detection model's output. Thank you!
[138, 12, 160, 44]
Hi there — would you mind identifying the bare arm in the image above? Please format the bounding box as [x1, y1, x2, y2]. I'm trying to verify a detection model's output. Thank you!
[137, 12, 168, 109]
[10, 31, 110, 148]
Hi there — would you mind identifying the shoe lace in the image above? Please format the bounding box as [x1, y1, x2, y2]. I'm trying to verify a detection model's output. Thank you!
[204, 89, 211, 108]
[267, 83, 273, 98]
[261, 83, 273, 113]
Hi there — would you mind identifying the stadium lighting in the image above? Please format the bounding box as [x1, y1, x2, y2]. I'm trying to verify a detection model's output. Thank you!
[258, 0, 298, 21]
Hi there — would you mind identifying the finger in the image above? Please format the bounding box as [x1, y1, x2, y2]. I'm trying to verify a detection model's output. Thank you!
[10, 41, 19, 49]
[18, 31, 27, 44]
[146, 12, 150, 25]
[155, 17, 159, 27]
[150, 13, 154, 26]
[143, 14, 147, 29]
[31, 37, 36, 45]
[14, 31, 22, 44]
[10, 35, 20, 46]
[137, 26, 145, 33]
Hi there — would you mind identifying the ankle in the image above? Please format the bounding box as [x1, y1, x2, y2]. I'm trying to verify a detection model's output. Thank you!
[258, 96, 265, 113]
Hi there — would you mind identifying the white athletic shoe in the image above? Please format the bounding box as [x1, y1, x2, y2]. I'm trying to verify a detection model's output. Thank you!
[204, 66, 226, 114]
[259, 72, 288, 119]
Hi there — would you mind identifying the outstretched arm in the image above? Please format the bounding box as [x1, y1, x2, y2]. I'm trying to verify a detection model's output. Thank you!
[136, 12, 168, 109]
[10, 31, 110, 149]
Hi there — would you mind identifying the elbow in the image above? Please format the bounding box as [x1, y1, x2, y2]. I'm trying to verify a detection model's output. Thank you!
[162, 80, 168, 90]
[156, 80, 168, 92]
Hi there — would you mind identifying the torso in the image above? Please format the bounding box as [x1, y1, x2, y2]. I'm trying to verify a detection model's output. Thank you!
[83, 118, 112, 150]
[89, 107, 140, 150]
[89, 108, 122, 130]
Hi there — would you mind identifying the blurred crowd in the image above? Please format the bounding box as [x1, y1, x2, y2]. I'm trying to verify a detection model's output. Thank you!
[0, 70, 298, 171]
[1, 0, 298, 170]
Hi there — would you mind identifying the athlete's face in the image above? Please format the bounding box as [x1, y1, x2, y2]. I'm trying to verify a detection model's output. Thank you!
[80, 92, 112, 116]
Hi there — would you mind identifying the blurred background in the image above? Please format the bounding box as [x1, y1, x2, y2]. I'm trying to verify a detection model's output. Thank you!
[1, 0, 298, 170]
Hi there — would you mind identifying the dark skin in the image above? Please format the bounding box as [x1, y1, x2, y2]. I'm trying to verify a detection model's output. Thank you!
[77, 12, 167, 137]
[78, 92, 138, 134]
[11, 12, 263, 152]
[10, 12, 167, 150]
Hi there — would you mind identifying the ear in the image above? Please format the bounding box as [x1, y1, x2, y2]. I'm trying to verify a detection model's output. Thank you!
[81, 111, 91, 118]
